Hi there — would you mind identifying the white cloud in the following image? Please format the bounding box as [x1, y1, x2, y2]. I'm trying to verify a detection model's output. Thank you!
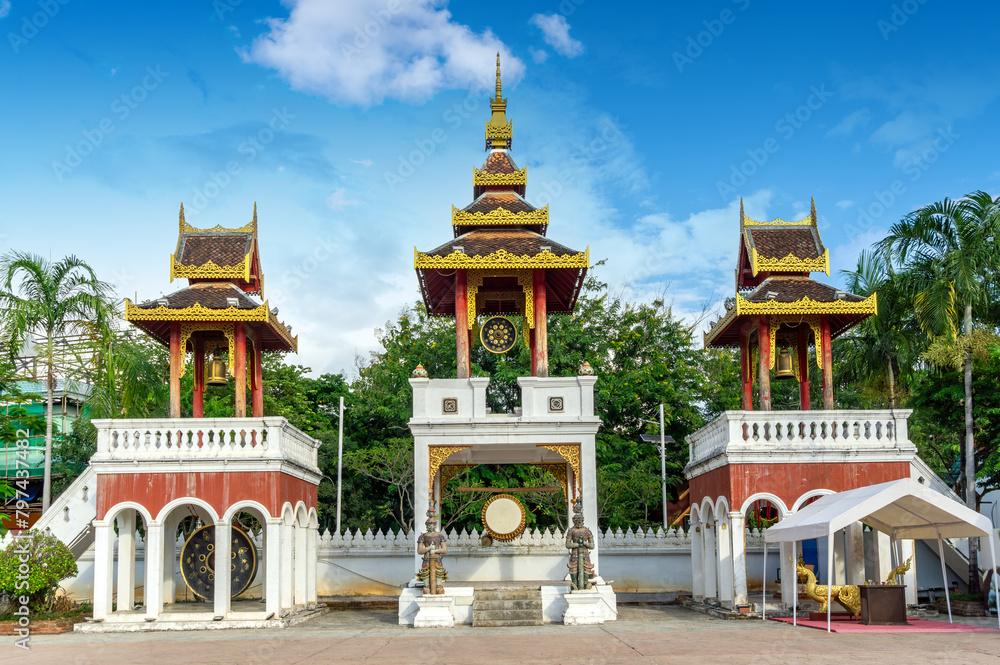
[529, 13, 584, 58]
[326, 188, 361, 211]
[835, 200, 854, 210]
[352, 158, 374, 167]
[245, 0, 525, 107]
[826, 108, 870, 138]
[529, 46, 548, 64]
[0, 1, 10, 19]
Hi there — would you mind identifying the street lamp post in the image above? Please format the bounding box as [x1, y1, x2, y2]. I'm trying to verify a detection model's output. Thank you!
[640, 403, 675, 530]
[337, 395, 344, 535]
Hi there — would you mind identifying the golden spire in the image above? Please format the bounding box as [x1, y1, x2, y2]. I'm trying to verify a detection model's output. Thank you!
[485, 52, 512, 151]
[810, 196, 817, 226]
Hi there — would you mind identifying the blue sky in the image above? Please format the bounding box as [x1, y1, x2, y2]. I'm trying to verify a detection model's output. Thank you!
[1, 0, 998, 376]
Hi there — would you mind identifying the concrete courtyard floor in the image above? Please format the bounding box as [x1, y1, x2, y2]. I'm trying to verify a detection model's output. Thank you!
[5, 605, 999, 665]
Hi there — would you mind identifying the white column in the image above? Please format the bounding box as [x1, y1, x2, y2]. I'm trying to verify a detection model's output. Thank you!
[833, 529, 847, 585]
[115, 511, 136, 611]
[582, 434, 600, 575]
[779, 542, 797, 609]
[717, 514, 734, 606]
[730, 512, 748, 606]
[306, 525, 318, 605]
[294, 524, 307, 607]
[213, 522, 232, 617]
[92, 521, 115, 620]
[413, 437, 429, 576]
[875, 531, 893, 582]
[703, 519, 718, 599]
[846, 522, 865, 585]
[144, 522, 164, 620]
[691, 512, 704, 600]
[265, 519, 282, 617]
[280, 521, 294, 610]
[901, 539, 917, 605]
[161, 514, 178, 606]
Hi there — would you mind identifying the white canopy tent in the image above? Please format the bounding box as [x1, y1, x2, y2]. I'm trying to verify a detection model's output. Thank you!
[762, 478, 999, 632]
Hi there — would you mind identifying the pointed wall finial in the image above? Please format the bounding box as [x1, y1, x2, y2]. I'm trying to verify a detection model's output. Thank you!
[739, 197, 745, 228]
[252, 201, 258, 225]
[810, 196, 817, 226]
[495, 52, 502, 100]
[179, 202, 189, 233]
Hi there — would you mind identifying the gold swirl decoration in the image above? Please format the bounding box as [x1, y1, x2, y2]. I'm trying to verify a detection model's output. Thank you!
[735, 292, 877, 317]
[428, 446, 471, 493]
[537, 444, 581, 497]
[451, 204, 547, 227]
[415, 247, 588, 270]
[124, 300, 298, 352]
[170, 254, 251, 283]
[750, 247, 830, 276]
[467, 270, 533, 331]
[472, 166, 527, 187]
[178, 323, 235, 378]
[741, 214, 812, 227]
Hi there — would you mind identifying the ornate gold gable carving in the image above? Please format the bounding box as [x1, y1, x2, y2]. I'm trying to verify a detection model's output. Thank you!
[467, 270, 534, 331]
[428, 446, 471, 493]
[749, 247, 830, 277]
[178, 323, 235, 378]
[415, 247, 588, 270]
[452, 204, 547, 227]
[472, 166, 527, 188]
[170, 254, 251, 283]
[536, 444, 581, 497]
[734, 293, 877, 318]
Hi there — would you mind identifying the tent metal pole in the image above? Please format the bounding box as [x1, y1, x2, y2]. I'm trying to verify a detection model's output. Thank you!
[793, 541, 797, 626]
[762, 540, 766, 621]
[935, 529, 952, 624]
[990, 531, 1000, 633]
[827, 534, 833, 632]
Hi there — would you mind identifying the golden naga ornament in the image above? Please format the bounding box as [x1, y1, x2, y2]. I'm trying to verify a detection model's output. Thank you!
[480, 316, 518, 353]
[180, 524, 258, 601]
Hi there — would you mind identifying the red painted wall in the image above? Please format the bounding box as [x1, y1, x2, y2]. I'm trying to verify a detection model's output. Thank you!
[690, 461, 910, 514]
[96, 471, 317, 521]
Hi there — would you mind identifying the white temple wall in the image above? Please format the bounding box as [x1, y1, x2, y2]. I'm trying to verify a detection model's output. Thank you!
[38, 526, 783, 600]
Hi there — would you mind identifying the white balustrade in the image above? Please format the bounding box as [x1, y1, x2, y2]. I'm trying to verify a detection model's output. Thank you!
[687, 409, 913, 464]
[90, 416, 320, 471]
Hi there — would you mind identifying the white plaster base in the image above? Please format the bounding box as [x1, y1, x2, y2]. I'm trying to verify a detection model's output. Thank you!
[73, 607, 327, 633]
[562, 591, 604, 625]
[413, 595, 456, 628]
[398, 587, 474, 626]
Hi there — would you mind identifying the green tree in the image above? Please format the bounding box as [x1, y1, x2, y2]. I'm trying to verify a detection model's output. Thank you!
[876, 190, 1000, 593]
[840, 250, 923, 409]
[0, 252, 114, 511]
[0, 530, 78, 613]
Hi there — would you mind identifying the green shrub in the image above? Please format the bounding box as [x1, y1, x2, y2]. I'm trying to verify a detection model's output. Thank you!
[0, 531, 78, 612]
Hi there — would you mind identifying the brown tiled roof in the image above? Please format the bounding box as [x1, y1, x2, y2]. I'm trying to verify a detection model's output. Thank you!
[480, 150, 519, 174]
[137, 282, 261, 310]
[746, 227, 822, 260]
[176, 233, 252, 267]
[462, 192, 536, 214]
[743, 276, 864, 304]
[424, 229, 581, 257]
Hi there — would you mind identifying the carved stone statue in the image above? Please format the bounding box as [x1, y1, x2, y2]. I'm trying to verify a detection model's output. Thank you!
[565, 496, 595, 591]
[416, 506, 448, 594]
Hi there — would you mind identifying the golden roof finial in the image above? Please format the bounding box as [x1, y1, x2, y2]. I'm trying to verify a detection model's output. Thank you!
[485, 53, 512, 151]
[179, 202, 191, 234]
[810, 196, 817, 226]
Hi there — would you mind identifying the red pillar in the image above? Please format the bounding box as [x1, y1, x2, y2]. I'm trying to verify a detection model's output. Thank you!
[252, 336, 264, 417]
[757, 317, 772, 411]
[193, 335, 205, 418]
[169, 322, 182, 418]
[797, 326, 810, 410]
[532, 269, 548, 377]
[820, 316, 834, 410]
[740, 334, 753, 410]
[455, 269, 470, 379]
[529, 325, 537, 377]
[234, 321, 247, 418]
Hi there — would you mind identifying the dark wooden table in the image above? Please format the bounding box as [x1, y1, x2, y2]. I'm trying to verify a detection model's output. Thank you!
[860, 585, 907, 625]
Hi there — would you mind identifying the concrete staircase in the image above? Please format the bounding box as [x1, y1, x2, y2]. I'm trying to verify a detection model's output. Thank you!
[472, 586, 543, 627]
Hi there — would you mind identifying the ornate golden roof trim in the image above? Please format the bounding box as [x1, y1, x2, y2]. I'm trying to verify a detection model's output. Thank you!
[735, 292, 877, 317]
[414, 247, 588, 270]
[451, 204, 548, 227]
[742, 214, 813, 227]
[472, 166, 527, 187]
[125, 300, 297, 351]
[169, 253, 251, 283]
[178, 201, 257, 235]
[749, 247, 830, 276]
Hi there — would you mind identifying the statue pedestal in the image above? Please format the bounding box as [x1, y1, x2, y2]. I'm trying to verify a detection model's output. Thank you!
[413, 595, 456, 628]
[562, 590, 604, 625]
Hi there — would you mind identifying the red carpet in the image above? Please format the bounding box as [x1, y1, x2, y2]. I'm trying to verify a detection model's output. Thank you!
[769, 616, 996, 633]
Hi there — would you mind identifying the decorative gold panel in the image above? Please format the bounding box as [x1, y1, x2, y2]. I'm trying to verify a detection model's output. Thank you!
[415, 248, 588, 270]
[178, 323, 235, 378]
[537, 444, 581, 497]
[472, 166, 527, 187]
[467, 270, 534, 331]
[170, 254, 251, 283]
[451, 204, 546, 227]
[428, 446, 471, 495]
[749, 247, 830, 277]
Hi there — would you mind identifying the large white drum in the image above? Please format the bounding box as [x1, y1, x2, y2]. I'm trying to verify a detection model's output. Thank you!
[481, 494, 527, 541]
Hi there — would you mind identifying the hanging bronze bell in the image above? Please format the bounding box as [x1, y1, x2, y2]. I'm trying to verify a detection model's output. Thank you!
[206, 354, 228, 386]
[774, 348, 795, 380]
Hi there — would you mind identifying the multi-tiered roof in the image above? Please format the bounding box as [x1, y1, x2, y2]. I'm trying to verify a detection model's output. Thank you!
[414, 56, 589, 322]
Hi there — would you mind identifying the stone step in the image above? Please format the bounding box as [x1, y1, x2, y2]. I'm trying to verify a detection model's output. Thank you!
[473, 608, 542, 621]
[473, 599, 542, 611]
[472, 587, 544, 627]
[473, 619, 544, 627]
[474, 591, 539, 601]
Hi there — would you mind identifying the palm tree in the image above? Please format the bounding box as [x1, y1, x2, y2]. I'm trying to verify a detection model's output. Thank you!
[839, 250, 921, 409]
[876, 190, 1000, 594]
[0, 252, 114, 512]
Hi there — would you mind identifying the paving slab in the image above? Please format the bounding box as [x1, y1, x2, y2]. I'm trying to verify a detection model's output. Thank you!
[4, 605, 998, 664]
